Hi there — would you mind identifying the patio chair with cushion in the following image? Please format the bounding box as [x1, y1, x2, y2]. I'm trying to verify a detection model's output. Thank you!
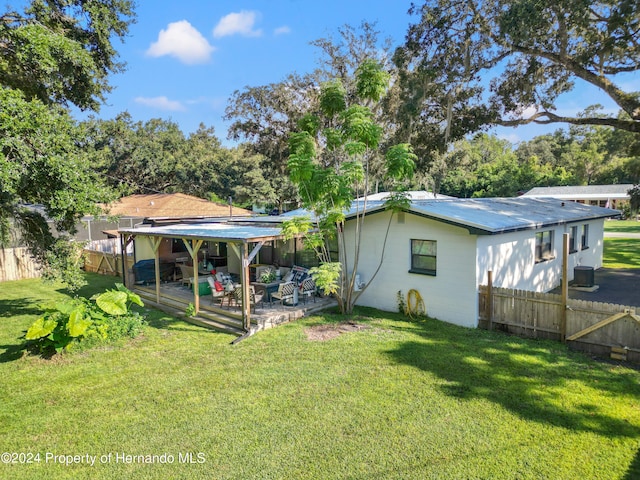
[207, 276, 228, 307]
[270, 281, 296, 306]
[232, 285, 264, 313]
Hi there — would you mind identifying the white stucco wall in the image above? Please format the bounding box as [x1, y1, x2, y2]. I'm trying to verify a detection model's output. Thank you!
[344, 211, 479, 328]
[345, 212, 607, 328]
[476, 219, 606, 292]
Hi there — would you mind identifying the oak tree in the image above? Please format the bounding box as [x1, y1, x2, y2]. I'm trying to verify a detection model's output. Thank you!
[394, 0, 640, 152]
[0, 0, 135, 289]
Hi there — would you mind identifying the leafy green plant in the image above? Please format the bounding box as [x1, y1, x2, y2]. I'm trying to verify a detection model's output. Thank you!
[259, 268, 276, 283]
[185, 303, 196, 317]
[24, 283, 145, 355]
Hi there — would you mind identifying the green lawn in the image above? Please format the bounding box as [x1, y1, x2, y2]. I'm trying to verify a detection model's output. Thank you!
[604, 238, 640, 268]
[605, 219, 640, 234]
[1, 274, 639, 479]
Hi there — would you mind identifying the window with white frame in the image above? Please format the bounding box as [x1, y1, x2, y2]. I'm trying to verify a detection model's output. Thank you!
[410, 239, 437, 275]
[535, 230, 554, 263]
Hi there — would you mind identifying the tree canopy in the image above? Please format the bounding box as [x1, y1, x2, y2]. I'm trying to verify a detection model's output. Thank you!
[285, 58, 416, 314]
[0, 0, 134, 111]
[0, 0, 135, 289]
[394, 0, 640, 151]
[225, 22, 398, 211]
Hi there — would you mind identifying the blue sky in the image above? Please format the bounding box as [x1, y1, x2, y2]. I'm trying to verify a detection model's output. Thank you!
[82, 0, 639, 146]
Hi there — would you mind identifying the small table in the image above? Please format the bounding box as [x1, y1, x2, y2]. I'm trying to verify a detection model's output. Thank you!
[253, 281, 282, 303]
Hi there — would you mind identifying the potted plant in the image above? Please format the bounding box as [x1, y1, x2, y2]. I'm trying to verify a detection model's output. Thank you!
[260, 268, 276, 283]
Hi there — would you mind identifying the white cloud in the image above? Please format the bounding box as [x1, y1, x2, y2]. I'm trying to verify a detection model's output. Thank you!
[146, 20, 215, 65]
[213, 11, 262, 38]
[274, 26, 291, 35]
[134, 96, 186, 111]
[520, 105, 538, 119]
[497, 132, 522, 144]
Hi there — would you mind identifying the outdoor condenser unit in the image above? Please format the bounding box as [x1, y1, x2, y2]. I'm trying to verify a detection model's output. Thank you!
[573, 266, 595, 287]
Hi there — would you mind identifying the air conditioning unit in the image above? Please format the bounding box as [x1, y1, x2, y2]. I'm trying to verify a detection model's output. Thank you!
[574, 266, 594, 287]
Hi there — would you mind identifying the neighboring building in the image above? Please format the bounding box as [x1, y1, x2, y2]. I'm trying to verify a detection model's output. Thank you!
[79, 193, 253, 242]
[522, 184, 633, 209]
[359, 191, 456, 201]
[342, 197, 619, 328]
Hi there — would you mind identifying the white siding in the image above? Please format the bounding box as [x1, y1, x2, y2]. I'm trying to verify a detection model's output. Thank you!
[476, 219, 606, 292]
[344, 211, 479, 328]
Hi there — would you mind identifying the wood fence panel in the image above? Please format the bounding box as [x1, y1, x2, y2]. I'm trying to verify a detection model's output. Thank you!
[486, 287, 563, 340]
[82, 250, 134, 279]
[0, 248, 41, 282]
[479, 284, 640, 363]
[566, 300, 639, 360]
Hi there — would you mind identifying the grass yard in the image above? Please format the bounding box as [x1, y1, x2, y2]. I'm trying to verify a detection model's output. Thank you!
[1, 274, 639, 479]
[605, 219, 640, 235]
[603, 238, 640, 268]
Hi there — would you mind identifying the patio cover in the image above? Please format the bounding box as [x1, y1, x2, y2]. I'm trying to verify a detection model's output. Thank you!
[118, 221, 294, 330]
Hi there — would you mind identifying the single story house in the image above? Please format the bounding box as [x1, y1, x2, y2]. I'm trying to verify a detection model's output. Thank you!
[521, 184, 634, 209]
[340, 197, 619, 328]
[117, 196, 618, 332]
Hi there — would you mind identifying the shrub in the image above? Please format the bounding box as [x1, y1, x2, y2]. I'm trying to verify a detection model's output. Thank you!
[24, 283, 145, 355]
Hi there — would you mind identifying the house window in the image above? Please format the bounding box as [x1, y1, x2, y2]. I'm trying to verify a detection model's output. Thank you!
[410, 239, 437, 275]
[569, 226, 578, 253]
[581, 224, 589, 250]
[535, 231, 554, 263]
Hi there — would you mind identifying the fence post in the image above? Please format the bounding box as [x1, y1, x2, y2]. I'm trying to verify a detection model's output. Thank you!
[487, 270, 493, 330]
[120, 235, 127, 287]
[561, 233, 569, 342]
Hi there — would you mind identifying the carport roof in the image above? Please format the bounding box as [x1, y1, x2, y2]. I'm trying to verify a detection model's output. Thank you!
[118, 222, 284, 243]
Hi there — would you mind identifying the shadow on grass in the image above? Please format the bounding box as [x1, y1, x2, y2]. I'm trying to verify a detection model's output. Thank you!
[0, 299, 41, 318]
[624, 447, 640, 480]
[625, 448, 640, 479]
[384, 317, 640, 439]
[0, 342, 26, 363]
[604, 238, 640, 268]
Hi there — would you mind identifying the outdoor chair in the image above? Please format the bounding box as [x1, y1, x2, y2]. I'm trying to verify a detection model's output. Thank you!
[207, 276, 227, 307]
[178, 264, 195, 287]
[270, 281, 296, 306]
[300, 277, 316, 303]
[232, 285, 264, 313]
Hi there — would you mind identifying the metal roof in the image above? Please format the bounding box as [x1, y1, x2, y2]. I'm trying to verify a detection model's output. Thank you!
[284, 197, 619, 235]
[358, 190, 456, 200]
[118, 222, 284, 242]
[404, 197, 619, 234]
[120, 197, 619, 239]
[522, 184, 633, 199]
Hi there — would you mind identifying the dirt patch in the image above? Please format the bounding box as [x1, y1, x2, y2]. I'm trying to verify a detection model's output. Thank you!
[305, 322, 370, 341]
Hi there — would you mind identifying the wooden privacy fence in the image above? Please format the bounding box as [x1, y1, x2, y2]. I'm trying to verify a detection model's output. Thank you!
[83, 239, 133, 278]
[479, 284, 640, 363]
[0, 247, 41, 282]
